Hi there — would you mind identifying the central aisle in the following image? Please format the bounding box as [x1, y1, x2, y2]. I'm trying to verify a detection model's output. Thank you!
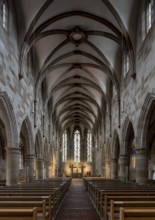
[55, 179, 100, 220]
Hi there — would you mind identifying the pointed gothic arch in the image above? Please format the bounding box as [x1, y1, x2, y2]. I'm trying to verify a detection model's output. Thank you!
[137, 93, 155, 149]
[0, 92, 18, 148]
[121, 117, 135, 181]
[20, 116, 34, 155]
[112, 130, 120, 159]
[111, 130, 120, 179]
[137, 93, 155, 180]
[121, 117, 135, 155]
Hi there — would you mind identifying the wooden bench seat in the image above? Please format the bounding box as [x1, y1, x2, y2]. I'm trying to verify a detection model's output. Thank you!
[119, 208, 155, 220]
[103, 194, 155, 220]
[0, 178, 71, 219]
[0, 195, 52, 219]
[110, 200, 155, 220]
[0, 207, 37, 220]
[0, 200, 46, 220]
[83, 178, 155, 220]
[0, 189, 67, 218]
[99, 190, 155, 216]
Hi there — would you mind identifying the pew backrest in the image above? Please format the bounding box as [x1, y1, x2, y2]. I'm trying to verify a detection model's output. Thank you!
[0, 207, 37, 220]
[119, 207, 155, 220]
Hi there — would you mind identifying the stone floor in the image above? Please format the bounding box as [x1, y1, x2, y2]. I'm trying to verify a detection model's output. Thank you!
[55, 178, 100, 220]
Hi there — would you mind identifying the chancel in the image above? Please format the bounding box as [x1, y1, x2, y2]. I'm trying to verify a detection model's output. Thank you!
[69, 162, 86, 178]
[0, 0, 155, 219]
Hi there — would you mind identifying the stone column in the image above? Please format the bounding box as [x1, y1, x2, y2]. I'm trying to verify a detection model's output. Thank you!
[49, 162, 53, 178]
[111, 158, 118, 179]
[105, 160, 110, 178]
[6, 147, 19, 185]
[36, 159, 43, 180]
[26, 155, 35, 182]
[102, 165, 106, 178]
[119, 155, 128, 181]
[136, 148, 148, 184]
[44, 161, 49, 179]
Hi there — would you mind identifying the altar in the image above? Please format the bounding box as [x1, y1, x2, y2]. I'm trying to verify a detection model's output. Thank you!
[69, 163, 85, 178]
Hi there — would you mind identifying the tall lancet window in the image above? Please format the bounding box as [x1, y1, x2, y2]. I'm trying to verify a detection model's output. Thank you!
[62, 130, 67, 162]
[74, 130, 80, 162]
[123, 52, 129, 77]
[146, 0, 153, 33]
[87, 130, 92, 162]
[2, 0, 8, 30]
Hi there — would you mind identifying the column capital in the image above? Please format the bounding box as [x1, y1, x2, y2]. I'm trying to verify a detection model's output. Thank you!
[26, 154, 35, 159]
[119, 155, 127, 159]
[5, 147, 20, 153]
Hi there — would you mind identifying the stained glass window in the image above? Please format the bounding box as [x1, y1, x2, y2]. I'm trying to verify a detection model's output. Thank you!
[2, 1, 8, 30]
[123, 52, 129, 77]
[74, 130, 80, 162]
[146, 0, 153, 33]
[87, 130, 92, 162]
[62, 130, 67, 162]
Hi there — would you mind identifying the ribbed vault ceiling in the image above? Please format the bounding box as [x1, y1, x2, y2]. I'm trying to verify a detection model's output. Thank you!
[14, 0, 140, 133]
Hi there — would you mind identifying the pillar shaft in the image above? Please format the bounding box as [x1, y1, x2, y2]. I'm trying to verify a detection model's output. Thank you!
[44, 161, 49, 179]
[111, 158, 118, 179]
[119, 155, 128, 181]
[26, 155, 35, 182]
[102, 165, 106, 177]
[136, 148, 148, 184]
[36, 159, 43, 180]
[105, 160, 110, 178]
[6, 147, 19, 185]
[49, 162, 53, 178]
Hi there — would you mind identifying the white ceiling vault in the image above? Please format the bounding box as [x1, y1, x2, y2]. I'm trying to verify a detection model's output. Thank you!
[15, 0, 140, 134]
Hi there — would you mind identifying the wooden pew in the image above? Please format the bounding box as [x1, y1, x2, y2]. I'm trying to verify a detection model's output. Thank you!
[0, 207, 37, 220]
[0, 195, 51, 219]
[110, 200, 155, 220]
[0, 178, 71, 219]
[98, 189, 155, 215]
[0, 200, 46, 220]
[84, 178, 155, 220]
[119, 207, 155, 220]
[0, 185, 69, 218]
[103, 194, 155, 220]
